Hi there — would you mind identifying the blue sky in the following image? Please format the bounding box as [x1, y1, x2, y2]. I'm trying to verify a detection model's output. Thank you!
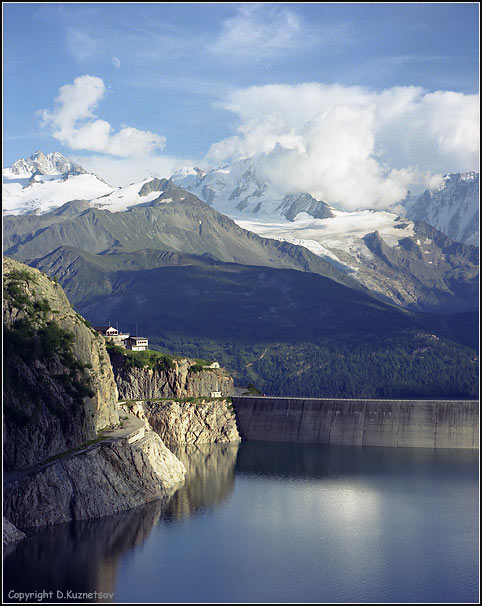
[3, 3, 480, 202]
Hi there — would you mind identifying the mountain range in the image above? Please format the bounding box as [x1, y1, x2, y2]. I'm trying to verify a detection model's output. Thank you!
[171, 158, 479, 245]
[3, 151, 112, 215]
[3, 153, 478, 313]
[2, 151, 479, 396]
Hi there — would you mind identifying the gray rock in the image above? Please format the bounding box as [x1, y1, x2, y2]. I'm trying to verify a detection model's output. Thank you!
[134, 399, 241, 448]
[3, 437, 185, 529]
[3, 518, 26, 545]
[3, 257, 119, 470]
[276, 193, 334, 221]
[111, 354, 235, 401]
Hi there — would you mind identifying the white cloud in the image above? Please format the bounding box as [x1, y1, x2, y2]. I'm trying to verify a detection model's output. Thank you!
[112, 57, 121, 69]
[207, 83, 479, 210]
[71, 153, 191, 187]
[211, 4, 304, 59]
[41, 75, 166, 157]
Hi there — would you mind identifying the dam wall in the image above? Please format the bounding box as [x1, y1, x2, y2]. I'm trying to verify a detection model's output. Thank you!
[231, 397, 479, 449]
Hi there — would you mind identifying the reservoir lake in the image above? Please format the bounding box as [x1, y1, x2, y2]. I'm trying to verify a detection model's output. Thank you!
[3, 442, 479, 603]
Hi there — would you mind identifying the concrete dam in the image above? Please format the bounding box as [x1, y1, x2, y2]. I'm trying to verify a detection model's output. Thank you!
[231, 397, 479, 449]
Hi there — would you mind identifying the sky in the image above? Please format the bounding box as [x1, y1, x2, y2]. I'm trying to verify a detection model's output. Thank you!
[3, 2, 480, 210]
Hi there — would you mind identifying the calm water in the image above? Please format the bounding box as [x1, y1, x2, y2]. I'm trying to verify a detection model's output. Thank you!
[3, 442, 479, 603]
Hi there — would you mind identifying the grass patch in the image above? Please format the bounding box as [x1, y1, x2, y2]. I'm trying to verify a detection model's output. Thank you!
[107, 343, 176, 371]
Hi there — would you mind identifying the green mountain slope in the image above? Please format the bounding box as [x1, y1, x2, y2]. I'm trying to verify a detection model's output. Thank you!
[4, 180, 360, 292]
[29, 246, 479, 399]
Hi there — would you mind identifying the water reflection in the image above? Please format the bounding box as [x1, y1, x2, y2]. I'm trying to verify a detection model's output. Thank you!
[236, 441, 477, 480]
[160, 442, 240, 519]
[3, 499, 164, 603]
[3, 442, 478, 604]
[3, 442, 240, 603]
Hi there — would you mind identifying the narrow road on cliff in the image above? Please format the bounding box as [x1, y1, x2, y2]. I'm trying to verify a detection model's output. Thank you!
[3, 408, 146, 487]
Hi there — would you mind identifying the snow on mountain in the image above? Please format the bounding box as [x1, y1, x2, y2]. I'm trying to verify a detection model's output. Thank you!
[236, 210, 416, 274]
[92, 177, 166, 212]
[404, 173, 479, 246]
[3, 152, 114, 215]
[171, 159, 478, 309]
[4, 151, 86, 178]
[171, 158, 335, 222]
[171, 158, 418, 273]
[2, 153, 174, 215]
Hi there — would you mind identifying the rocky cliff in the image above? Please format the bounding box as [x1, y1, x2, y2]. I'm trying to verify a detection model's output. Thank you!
[3, 257, 119, 470]
[2, 257, 193, 535]
[110, 351, 235, 400]
[3, 518, 26, 546]
[126, 399, 240, 448]
[3, 435, 185, 529]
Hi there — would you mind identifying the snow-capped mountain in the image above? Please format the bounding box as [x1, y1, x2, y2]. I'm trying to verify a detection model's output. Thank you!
[170, 159, 425, 267]
[4, 151, 86, 178]
[3, 153, 173, 215]
[171, 159, 335, 222]
[3, 152, 114, 215]
[171, 159, 478, 309]
[3, 152, 478, 312]
[92, 177, 168, 212]
[404, 173, 479, 246]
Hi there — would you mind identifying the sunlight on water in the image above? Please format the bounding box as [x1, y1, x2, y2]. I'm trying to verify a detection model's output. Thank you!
[3, 443, 478, 603]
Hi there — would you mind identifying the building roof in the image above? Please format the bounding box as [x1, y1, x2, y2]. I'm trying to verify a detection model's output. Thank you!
[93, 325, 117, 332]
[127, 336, 148, 341]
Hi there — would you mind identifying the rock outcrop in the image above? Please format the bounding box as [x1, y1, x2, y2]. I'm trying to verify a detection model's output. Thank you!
[3, 436, 185, 529]
[127, 399, 241, 448]
[3, 518, 26, 545]
[3, 257, 119, 470]
[110, 352, 235, 401]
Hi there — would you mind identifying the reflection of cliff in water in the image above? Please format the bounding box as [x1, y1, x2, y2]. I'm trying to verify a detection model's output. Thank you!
[235, 441, 478, 481]
[163, 442, 240, 520]
[3, 499, 164, 603]
[4, 443, 241, 602]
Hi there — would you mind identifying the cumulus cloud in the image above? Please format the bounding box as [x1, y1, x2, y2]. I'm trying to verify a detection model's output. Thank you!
[207, 83, 479, 210]
[41, 75, 165, 157]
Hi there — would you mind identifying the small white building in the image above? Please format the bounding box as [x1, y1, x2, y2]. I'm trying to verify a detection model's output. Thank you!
[94, 325, 118, 336]
[126, 336, 148, 351]
[205, 362, 220, 369]
[210, 391, 222, 398]
[94, 325, 130, 346]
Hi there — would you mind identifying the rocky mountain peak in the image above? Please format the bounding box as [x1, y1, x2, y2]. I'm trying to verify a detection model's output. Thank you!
[8, 151, 87, 178]
[404, 172, 479, 246]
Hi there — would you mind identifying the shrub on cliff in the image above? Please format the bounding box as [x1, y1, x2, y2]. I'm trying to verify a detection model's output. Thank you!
[3, 256, 119, 470]
[121, 348, 175, 371]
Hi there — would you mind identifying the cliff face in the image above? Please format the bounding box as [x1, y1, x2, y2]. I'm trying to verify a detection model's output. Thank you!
[3, 435, 185, 529]
[3, 257, 119, 470]
[110, 352, 235, 401]
[3, 519, 26, 546]
[127, 400, 241, 449]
